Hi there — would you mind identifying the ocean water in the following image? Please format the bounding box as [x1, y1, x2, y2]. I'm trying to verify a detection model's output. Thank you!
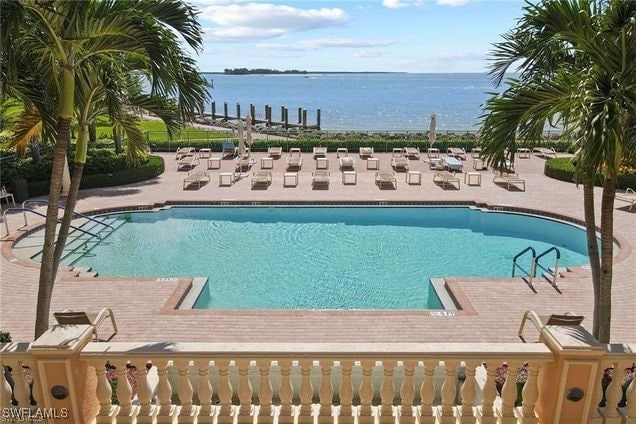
[204, 73, 499, 132]
[70, 207, 591, 310]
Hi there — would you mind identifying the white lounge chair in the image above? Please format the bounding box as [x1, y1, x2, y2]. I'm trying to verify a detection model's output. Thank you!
[404, 147, 420, 159]
[376, 171, 397, 189]
[235, 155, 255, 171]
[391, 148, 409, 171]
[183, 170, 210, 189]
[359, 147, 374, 158]
[221, 142, 236, 158]
[175, 147, 195, 160]
[312, 170, 330, 188]
[54, 308, 118, 341]
[251, 171, 272, 188]
[616, 188, 636, 211]
[443, 156, 463, 171]
[427, 148, 440, 158]
[493, 171, 526, 191]
[177, 154, 199, 170]
[339, 156, 355, 170]
[518, 311, 584, 343]
[433, 171, 460, 189]
[313, 146, 327, 157]
[286, 148, 303, 171]
[447, 147, 467, 160]
[533, 147, 558, 158]
[268, 146, 282, 158]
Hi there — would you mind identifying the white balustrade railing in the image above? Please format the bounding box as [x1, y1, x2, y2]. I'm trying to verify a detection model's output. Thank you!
[76, 342, 554, 424]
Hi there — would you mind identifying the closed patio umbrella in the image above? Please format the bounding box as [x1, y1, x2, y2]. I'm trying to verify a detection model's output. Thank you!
[245, 115, 253, 150]
[428, 113, 437, 148]
[237, 122, 246, 156]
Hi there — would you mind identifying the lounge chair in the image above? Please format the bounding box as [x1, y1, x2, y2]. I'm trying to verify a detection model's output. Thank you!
[375, 171, 397, 189]
[616, 188, 636, 211]
[447, 147, 467, 160]
[235, 155, 255, 172]
[53, 307, 118, 341]
[470, 147, 482, 158]
[391, 148, 409, 171]
[221, 142, 236, 158]
[404, 147, 420, 159]
[518, 310, 584, 343]
[313, 146, 327, 157]
[175, 147, 195, 160]
[359, 147, 374, 158]
[433, 171, 460, 189]
[286, 148, 303, 171]
[312, 170, 330, 188]
[533, 147, 557, 158]
[339, 156, 355, 170]
[177, 154, 199, 170]
[443, 156, 463, 171]
[268, 146, 282, 158]
[183, 170, 210, 189]
[251, 171, 272, 188]
[493, 171, 526, 191]
[427, 148, 440, 159]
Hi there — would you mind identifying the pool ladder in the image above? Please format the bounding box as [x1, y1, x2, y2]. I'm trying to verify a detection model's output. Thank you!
[512, 246, 561, 287]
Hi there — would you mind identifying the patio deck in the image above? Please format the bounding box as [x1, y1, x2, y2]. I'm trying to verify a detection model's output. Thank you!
[1, 151, 634, 343]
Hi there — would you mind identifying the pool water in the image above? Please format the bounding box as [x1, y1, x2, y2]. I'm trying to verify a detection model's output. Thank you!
[71, 207, 590, 310]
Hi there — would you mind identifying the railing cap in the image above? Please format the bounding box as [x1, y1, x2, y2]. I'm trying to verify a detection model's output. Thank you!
[28, 324, 94, 355]
[541, 325, 604, 354]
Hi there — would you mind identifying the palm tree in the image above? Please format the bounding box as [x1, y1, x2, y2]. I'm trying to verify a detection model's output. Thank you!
[479, 0, 635, 343]
[2, 0, 209, 338]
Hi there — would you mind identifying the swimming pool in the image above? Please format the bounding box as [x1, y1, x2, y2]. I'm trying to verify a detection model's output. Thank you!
[61, 206, 592, 310]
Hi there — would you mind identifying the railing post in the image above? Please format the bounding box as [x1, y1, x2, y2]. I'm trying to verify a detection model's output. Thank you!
[196, 359, 214, 424]
[498, 361, 520, 424]
[418, 360, 436, 424]
[135, 359, 157, 424]
[216, 359, 234, 424]
[535, 322, 604, 423]
[338, 360, 354, 424]
[92, 360, 117, 424]
[399, 360, 416, 424]
[257, 359, 274, 424]
[437, 360, 457, 424]
[457, 360, 477, 424]
[155, 359, 177, 424]
[176, 359, 197, 423]
[476, 362, 497, 424]
[236, 359, 254, 423]
[297, 359, 314, 424]
[358, 359, 375, 424]
[379, 359, 397, 424]
[318, 360, 334, 424]
[520, 361, 541, 424]
[604, 359, 631, 423]
[277, 359, 294, 424]
[622, 371, 635, 422]
[113, 358, 139, 424]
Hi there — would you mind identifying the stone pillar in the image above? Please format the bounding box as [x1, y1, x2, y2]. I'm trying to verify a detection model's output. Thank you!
[535, 323, 604, 424]
[28, 324, 94, 424]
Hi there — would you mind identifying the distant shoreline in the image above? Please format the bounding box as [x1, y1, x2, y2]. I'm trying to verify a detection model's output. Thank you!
[203, 71, 406, 75]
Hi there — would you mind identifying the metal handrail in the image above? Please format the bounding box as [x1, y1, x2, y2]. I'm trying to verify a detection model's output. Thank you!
[512, 246, 537, 285]
[534, 247, 561, 287]
[22, 200, 113, 229]
[2, 208, 100, 239]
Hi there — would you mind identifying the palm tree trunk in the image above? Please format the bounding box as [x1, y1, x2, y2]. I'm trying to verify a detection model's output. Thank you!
[114, 125, 122, 154]
[582, 177, 602, 339]
[52, 162, 84, 273]
[597, 177, 616, 343]
[34, 62, 74, 339]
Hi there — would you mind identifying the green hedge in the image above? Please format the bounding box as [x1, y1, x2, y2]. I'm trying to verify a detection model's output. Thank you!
[544, 157, 636, 189]
[27, 155, 165, 197]
[150, 137, 575, 154]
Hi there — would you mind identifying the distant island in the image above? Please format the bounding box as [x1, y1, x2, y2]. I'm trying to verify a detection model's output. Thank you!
[223, 68, 307, 75]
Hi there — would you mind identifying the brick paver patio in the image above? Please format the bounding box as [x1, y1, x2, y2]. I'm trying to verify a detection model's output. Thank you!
[1, 151, 634, 343]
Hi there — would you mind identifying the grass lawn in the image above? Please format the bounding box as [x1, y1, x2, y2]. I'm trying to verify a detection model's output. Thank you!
[95, 117, 232, 142]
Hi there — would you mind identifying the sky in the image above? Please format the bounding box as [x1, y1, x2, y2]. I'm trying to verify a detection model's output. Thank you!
[193, 0, 526, 73]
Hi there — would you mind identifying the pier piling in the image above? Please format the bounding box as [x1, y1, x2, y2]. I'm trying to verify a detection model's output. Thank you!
[206, 101, 320, 129]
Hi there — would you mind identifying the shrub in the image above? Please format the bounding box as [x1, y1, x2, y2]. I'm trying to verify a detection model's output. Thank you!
[544, 157, 636, 189]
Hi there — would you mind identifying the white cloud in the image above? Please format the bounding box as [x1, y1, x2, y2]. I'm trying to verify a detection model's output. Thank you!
[200, 3, 348, 41]
[382, 0, 410, 8]
[353, 49, 384, 58]
[437, 0, 470, 6]
[256, 38, 395, 51]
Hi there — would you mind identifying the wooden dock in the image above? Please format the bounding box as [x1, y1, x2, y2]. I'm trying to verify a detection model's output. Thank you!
[204, 101, 320, 130]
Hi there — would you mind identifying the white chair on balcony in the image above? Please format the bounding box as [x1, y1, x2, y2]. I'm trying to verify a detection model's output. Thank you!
[517, 310, 584, 343]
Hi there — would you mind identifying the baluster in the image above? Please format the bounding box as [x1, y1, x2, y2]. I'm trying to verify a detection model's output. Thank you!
[498, 361, 519, 424]
[338, 360, 354, 424]
[93, 361, 117, 424]
[1, 360, 13, 409]
[237, 359, 254, 423]
[438, 360, 457, 424]
[278, 359, 294, 424]
[22, 361, 41, 409]
[477, 362, 497, 424]
[257, 360, 274, 423]
[298, 359, 314, 424]
[622, 370, 635, 421]
[175, 359, 197, 422]
[155, 359, 176, 424]
[418, 360, 436, 424]
[12, 362, 30, 409]
[196, 360, 214, 424]
[457, 361, 477, 424]
[114, 359, 139, 423]
[318, 360, 333, 423]
[399, 360, 416, 424]
[379, 359, 396, 424]
[604, 361, 625, 419]
[216, 359, 234, 424]
[358, 359, 375, 424]
[520, 362, 540, 424]
[135, 360, 157, 424]
[589, 360, 611, 423]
